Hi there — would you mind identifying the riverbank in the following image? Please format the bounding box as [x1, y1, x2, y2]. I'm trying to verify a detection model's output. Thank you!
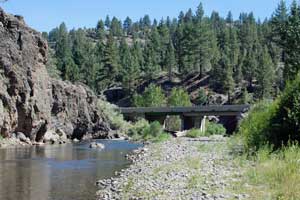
[96, 136, 249, 200]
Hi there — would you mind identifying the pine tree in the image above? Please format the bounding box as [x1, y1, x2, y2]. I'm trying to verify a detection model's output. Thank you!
[143, 28, 161, 79]
[165, 39, 176, 81]
[256, 47, 275, 99]
[96, 20, 105, 40]
[55, 23, 78, 81]
[111, 17, 123, 36]
[100, 32, 120, 88]
[119, 38, 140, 92]
[196, 88, 208, 105]
[271, 0, 288, 45]
[123, 16, 133, 35]
[282, 0, 300, 81]
[105, 15, 111, 29]
[158, 21, 170, 70]
[184, 8, 193, 23]
[194, 20, 211, 77]
[195, 2, 204, 23]
[180, 22, 196, 73]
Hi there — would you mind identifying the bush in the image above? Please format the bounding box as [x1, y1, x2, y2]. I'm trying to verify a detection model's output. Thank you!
[271, 74, 300, 147]
[165, 116, 181, 132]
[97, 99, 129, 133]
[142, 121, 164, 139]
[206, 121, 226, 136]
[127, 119, 149, 138]
[238, 101, 278, 151]
[128, 120, 171, 143]
[238, 74, 300, 151]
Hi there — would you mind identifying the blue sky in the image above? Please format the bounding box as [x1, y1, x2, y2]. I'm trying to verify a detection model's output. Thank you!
[1, 0, 293, 32]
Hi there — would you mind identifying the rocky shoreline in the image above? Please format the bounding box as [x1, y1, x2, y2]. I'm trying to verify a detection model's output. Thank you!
[96, 136, 249, 200]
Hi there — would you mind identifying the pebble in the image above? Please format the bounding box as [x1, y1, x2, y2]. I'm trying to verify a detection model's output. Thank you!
[96, 137, 248, 200]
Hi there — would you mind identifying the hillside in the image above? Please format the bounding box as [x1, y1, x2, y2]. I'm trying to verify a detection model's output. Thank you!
[104, 72, 243, 107]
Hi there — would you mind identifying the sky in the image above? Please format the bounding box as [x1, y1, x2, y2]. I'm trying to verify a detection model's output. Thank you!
[0, 0, 294, 32]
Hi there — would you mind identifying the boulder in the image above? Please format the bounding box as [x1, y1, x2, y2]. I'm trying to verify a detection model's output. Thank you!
[173, 131, 187, 138]
[56, 128, 67, 140]
[16, 132, 31, 144]
[43, 130, 60, 143]
[73, 138, 80, 143]
[16, 132, 27, 142]
[89, 142, 105, 149]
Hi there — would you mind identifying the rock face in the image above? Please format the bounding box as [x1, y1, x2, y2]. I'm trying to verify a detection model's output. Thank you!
[0, 8, 111, 141]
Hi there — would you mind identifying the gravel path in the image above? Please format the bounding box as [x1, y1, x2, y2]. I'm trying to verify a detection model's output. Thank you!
[96, 137, 248, 200]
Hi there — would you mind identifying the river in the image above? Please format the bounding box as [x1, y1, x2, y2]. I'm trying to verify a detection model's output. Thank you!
[0, 140, 142, 200]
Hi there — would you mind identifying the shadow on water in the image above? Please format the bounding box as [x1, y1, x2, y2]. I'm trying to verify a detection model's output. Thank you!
[0, 140, 142, 200]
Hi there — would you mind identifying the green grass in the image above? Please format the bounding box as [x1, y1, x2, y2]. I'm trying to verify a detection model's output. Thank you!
[152, 133, 171, 143]
[186, 128, 205, 138]
[230, 144, 300, 200]
[186, 121, 226, 138]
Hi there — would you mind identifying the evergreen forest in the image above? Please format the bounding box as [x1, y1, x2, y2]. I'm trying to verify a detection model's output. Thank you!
[43, 0, 300, 105]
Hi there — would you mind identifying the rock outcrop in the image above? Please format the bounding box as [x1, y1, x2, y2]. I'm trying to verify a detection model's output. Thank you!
[0, 8, 111, 142]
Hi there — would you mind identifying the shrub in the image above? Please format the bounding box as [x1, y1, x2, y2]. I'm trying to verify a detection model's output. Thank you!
[128, 120, 171, 143]
[97, 99, 129, 133]
[238, 101, 278, 151]
[142, 121, 164, 139]
[238, 74, 300, 151]
[206, 121, 226, 136]
[127, 119, 149, 138]
[165, 116, 181, 132]
[270, 74, 300, 147]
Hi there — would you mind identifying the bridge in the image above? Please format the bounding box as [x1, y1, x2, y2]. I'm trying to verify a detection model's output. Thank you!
[119, 105, 250, 132]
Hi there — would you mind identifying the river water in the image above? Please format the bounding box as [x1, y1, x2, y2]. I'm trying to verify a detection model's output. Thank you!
[0, 140, 142, 200]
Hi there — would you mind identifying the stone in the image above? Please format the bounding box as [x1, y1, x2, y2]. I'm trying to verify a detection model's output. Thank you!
[56, 128, 67, 140]
[43, 130, 60, 143]
[173, 131, 187, 138]
[73, 138, 80, 143]
[16, 132, 27, 142]
[90, 142, 105, 149]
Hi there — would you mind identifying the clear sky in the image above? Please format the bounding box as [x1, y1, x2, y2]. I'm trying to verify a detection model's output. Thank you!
[0, 0, 293, 32]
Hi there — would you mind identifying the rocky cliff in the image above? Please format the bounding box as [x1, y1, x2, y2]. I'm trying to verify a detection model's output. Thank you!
[0, 8, 112, 142]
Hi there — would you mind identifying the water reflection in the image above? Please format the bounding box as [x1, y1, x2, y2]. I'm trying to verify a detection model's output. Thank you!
[0, 140, 141, 200]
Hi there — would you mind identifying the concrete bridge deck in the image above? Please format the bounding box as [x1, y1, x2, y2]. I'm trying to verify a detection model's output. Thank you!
[120, 105, 250, 132]
[119, 105, 250, 117]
